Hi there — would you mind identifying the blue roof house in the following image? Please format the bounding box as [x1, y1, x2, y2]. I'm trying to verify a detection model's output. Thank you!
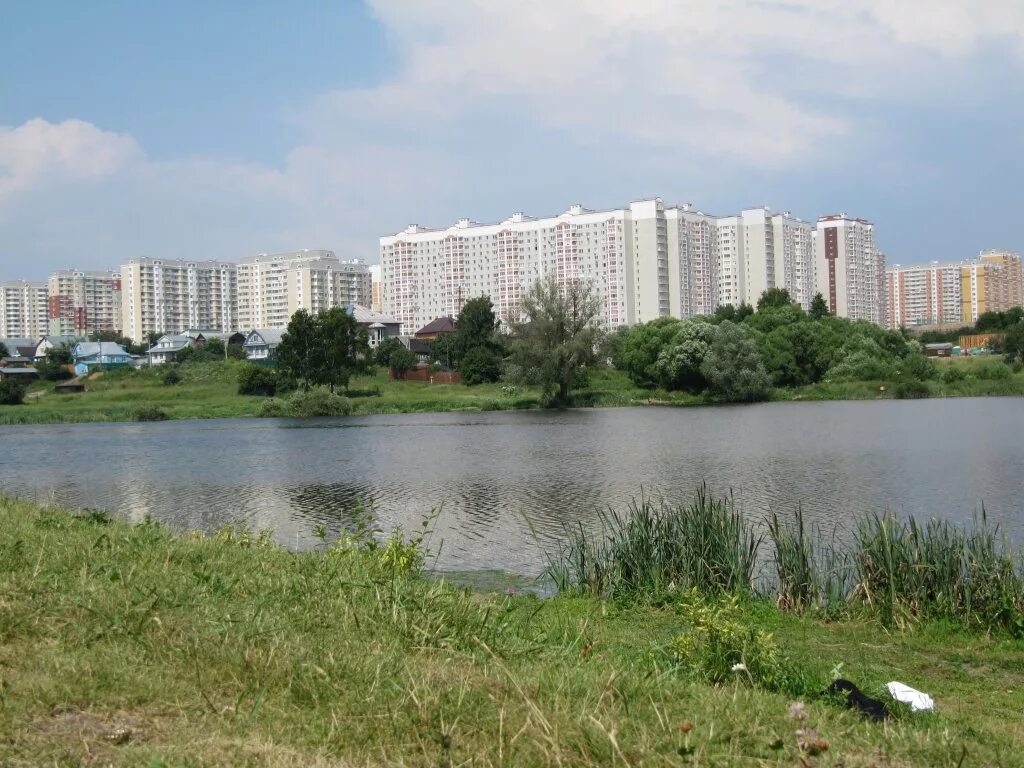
[72, 341, 134, 375]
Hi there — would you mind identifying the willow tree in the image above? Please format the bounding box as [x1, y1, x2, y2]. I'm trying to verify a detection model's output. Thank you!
[508, 276, 605, 407]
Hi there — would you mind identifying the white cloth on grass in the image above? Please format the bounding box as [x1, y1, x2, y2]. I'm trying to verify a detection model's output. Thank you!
[887, 681, 935, 712]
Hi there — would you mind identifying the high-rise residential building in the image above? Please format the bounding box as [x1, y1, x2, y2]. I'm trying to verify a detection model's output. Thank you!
[369, 264, 383, 312]
[959, 250, 1023, 324]
[885, 262, 962, 329]
[814, 215, 887, 325]
[236, 250, 371, 330]
[46, 269, 122, 336]
[712, 208, 815, 311]
[0, 280, 48, 339]
[771, 212, 816, 309]
[666, 204, 718, 318]
[120, 258, 237, 342]
[381, 203, 637, 334]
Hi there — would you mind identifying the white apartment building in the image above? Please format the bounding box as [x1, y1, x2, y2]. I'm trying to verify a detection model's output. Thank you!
[814, 215, 887, 326]
[0, 280, 48, 339]
[381, 199, 884, 333]
[771, 212, 816, 309]
[47, 269, 123, 336]
[885, 262, 962, 329]
[715, 208, 816, 310]
[381, 204, 638, 334]
[121, 258, 238, 342]
[236, 250, 371, 330]
[666, 204, 718, 318]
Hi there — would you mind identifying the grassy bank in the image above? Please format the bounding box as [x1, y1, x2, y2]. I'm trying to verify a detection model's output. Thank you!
[2, 497, 1023, 766]
[1, 355, 1022, 426]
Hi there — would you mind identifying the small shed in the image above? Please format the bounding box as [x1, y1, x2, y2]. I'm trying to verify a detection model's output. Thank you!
[0, 367, 40, 381]
[924, 343, 954, 358]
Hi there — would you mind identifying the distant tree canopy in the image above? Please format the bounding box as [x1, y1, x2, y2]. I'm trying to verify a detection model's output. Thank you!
[611, 288, 936, 401]
[507, 276, 605, 407]
[276, 307, 371, 391]
[0, 342, 8, 358]
[386, 344, 418, 379]
[809, 293, 830, 319]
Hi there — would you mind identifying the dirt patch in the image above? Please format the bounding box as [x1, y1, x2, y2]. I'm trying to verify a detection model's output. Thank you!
[35, 707, 148, 758]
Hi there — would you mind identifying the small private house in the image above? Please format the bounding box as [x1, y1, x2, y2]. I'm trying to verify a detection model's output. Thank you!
[72, 341, 134, 375]
[0, 338, 36, 360]
[0, 367, 40, 382]
[349, 306, 401, 349]
[413, 317, 456, 342]
[924, 342, 954, 358]
[243, 329, 284, 361]
[34, 335, 79, 360]
[147, 333, 194, 365]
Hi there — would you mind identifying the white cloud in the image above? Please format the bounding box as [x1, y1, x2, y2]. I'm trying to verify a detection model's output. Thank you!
[2, 1, 1023, 274]
[0, 118, 141, 197]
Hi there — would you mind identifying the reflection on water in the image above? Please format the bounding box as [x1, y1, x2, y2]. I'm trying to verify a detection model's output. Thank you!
[2, 399, 1023, 576]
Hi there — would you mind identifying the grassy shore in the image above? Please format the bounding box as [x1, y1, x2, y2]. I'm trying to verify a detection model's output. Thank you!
[1, 355, 1022, 426]
[1, 496, 1023, 766]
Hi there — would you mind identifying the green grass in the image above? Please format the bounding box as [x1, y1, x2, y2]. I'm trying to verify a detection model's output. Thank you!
[2, 496, 1023, 766]
[2, 356, 1022, 426]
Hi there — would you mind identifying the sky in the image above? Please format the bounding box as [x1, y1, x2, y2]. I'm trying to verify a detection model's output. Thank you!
[1, 0, 1023, 279]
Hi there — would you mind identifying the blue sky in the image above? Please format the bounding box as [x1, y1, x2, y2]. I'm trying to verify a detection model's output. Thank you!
[2, 0, 1023, 278]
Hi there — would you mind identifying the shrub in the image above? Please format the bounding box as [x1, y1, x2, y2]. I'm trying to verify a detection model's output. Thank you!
[942, 365, 967, 383]
[387, 345, 419, 380]
[285, 387, 352, 418]
[0, 378, 27, 405]
[891, 380, 930, 399]
[35, 358, 73, 382]
[670, 591, 807, 694]
[700, 321, 772, 403]
[971, 361, 1012, 381]
[238, 364, 278, 396]
[256, 398, 288, 418]
[459, 346, 502, 385]
[135, 406, 169, 422]
[162, 367, 182, 386]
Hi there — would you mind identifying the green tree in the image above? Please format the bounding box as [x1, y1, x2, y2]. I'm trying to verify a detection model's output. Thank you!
[651, 320, 716, 391]
[0, 378, 26, 405]
[276, 310, 322, 388]
[459, 346, 502, 385]
[46, 344, 73, 365]
[760, 321, 838, 386]
[387, 345, 419, 380]
[508, 277, 604, 407]
[756, 288, 793, 311]
[430, 333, 460, 371]
[375, 337, 406, 367]
[809, 293, 830, 319]
[0, 342, 8, 358]
[35, 357, 73, 382]
[700, 321, 772, 402]
[315, 307, 372, 392]
[455, 297, 500, 357]
[1002, 322, 1024, 362]
[618, 317, 684, 387]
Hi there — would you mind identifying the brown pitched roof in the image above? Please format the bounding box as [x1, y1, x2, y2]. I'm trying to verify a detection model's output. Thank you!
[415, 317, 456, 336]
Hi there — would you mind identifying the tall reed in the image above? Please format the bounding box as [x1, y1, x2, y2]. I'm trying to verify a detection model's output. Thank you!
[552, 488, 1024, 635]
[547, 486, 760, 599]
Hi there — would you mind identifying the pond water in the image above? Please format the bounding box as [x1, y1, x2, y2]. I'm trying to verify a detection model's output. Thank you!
[2, 399, 1022, 577]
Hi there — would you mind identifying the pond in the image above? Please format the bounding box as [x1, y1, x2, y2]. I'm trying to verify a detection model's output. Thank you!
[2, 399, 1022, 577]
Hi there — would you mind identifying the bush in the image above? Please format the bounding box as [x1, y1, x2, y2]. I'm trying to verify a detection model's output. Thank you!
[35, 358, 73, 382]
[163, 367, 182, 386]
[700, 322, 772, 403]
[238, 364, 278, 396]
[972, 361, 1012, 381]
[285, 387, 352, 418]
[942, 365, 967, 383]
[459, 346, 502, 385]
[256, 398, 288, 418]
[670, 591, 806, 694]
[387, 345, 419, 380]
[891, 380, 930, 399]
[135, 406, 169, 422]
[0, 378, 27, 405]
